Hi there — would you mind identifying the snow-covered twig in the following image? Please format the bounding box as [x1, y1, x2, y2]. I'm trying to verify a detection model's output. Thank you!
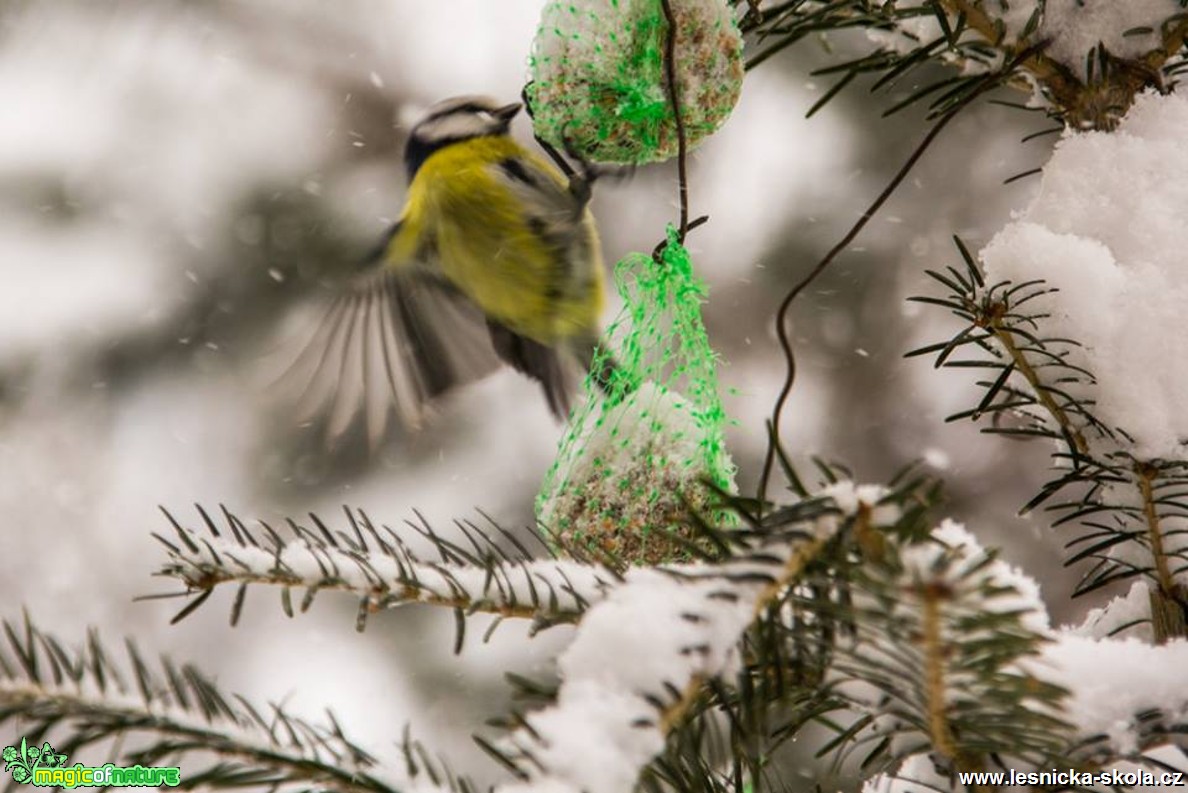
[939, 0, 1188, 128]
[0, 615, 399, 793]
[153, 506, 619, 634]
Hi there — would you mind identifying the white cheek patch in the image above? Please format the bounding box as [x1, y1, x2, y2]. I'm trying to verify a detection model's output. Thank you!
[416, 113, 493, 144]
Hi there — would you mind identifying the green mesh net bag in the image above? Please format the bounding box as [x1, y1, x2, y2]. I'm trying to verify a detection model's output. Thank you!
[526, 0, 744, 164]
[536, 228, 737, 567]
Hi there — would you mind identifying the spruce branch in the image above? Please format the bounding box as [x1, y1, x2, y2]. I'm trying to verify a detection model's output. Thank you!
[1138, 463, 1179, 602]
[825, 522, 1072, 777]
[739, 1, 1188, 129]
[675, 471, 946, 787]
[740, 1, 994, 85]
[910, 243, 1188, 640]
[1037, 456, 1188, 638]
[981, 302, 1090, 457]
[486, 494, 846, 792]
[919, 578, 957, 762]
[907, 251, 1108, 457]
[938, 0, 1188, 129]
[1135, 461, 1188, 643]
[0, 615, 399, 793]
[399, 729, 484, 793]
[937, 0, 1074, 93]
[151, 506, 617, 639]
[488, 480, 934, 793]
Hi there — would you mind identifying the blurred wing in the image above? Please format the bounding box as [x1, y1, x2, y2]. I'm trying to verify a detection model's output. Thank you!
[277, 265, 501, 448]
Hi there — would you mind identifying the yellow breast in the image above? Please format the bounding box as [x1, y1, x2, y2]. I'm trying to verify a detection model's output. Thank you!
[386, 136, 603, 344]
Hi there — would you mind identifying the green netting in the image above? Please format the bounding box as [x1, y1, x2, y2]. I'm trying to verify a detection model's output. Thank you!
[537, 228, 737, 567]
[526, 0, 744, 165]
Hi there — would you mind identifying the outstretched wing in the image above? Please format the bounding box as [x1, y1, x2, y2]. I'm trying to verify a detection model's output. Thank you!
[275, 261, 501, 448]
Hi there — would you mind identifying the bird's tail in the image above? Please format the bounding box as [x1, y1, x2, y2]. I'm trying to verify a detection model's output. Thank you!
[484, 330, 633, 421]
[486, 321, 575, 420]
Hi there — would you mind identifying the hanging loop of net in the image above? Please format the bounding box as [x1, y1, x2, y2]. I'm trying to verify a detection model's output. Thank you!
[526, 0, 744, 165]
[537, 227, 737, 568]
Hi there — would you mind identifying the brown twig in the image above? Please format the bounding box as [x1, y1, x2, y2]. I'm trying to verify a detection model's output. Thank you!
[1134, 462, 1186, 642]
[940, 0, 1075, 95]
[164, 565, 579, 623]
[755, 36, 1048, 509]
[659, 0, 691, 243]
[920, 581, 958, 761]
[984, 309, 1089, 457]
[757, 72, 1009, 508]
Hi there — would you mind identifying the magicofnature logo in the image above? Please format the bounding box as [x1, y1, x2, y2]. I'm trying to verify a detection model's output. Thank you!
[2, 738, 180, 788]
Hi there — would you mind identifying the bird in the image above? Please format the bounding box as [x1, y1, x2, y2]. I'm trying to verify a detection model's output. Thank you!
[278, 95, 610, 447]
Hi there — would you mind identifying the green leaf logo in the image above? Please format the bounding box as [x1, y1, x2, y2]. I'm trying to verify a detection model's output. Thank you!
[2, 738, 65, 784]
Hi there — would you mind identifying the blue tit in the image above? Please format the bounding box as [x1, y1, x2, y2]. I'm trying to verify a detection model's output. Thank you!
[282, 95, 610, 445]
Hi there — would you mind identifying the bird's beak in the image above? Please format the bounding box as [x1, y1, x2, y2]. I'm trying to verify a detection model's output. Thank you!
[493, 102, 522, 122]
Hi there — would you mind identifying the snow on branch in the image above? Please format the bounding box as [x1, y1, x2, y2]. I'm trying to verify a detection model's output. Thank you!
[910, 90, 1188, 641]
[153, 505, 619, 635]
[824, 519, 1070, 777]
[867, 631, 1188, 785]
[743, 1, 1188, 129]
[0, 614, 399, 793]
[980, 90, 1188, 463]
[978, 90, 1188, 635]
[1043, 633, 1188, 760]
[961, 0, 1188, 79]
[939, 0, 1188, 128]
[851, 525, 1188, 792]
[484, 484, 891, 793]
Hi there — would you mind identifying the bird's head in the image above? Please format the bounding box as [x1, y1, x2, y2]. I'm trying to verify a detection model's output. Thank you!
[404, 95, 522, 178]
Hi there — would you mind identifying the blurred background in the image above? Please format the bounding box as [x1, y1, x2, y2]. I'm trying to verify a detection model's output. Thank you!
[0, 0, 1079, 783]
